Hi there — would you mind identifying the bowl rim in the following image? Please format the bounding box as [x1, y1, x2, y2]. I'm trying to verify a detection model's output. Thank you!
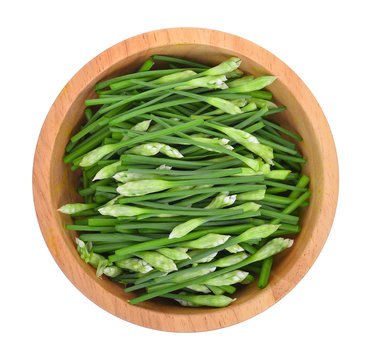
[33, 27, 339, 332]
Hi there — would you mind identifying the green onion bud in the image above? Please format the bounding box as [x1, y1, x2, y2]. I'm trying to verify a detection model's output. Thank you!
[98, 204, 147, 217]
[130, 120, 152, 131]
[169, 218, 206, 239]
[225, 244, 244, 253]
[136, 251, 177, 272]
[80, 144, 120, 167]
[175, 75, 228, 90]
[205, 97, 242, 115]
[113, 171, 158, 183]
[115, 258, 153, 273]
[203, 270, 248, 286]
[212, 252, 248, 267]
[231, 98, 248, 107]
[153, 70, 196, 84]
[248, 98, 278, 109]
[170, 267, 216, 283]
[225, 69, 244, 78]
[88, 252, 107, 268]
[96, 259, 109, 277]
[229, 76, 277, 93]
[213, 125, 274, 164]
[173, 292, 235, 307]
[93, 161, 121, 181]
[76, 238, 90, 261]
[173, 298, 200, 307]
[117, 179, 172, 196]
[58, 203, 97, 214]
[202, 57, 241, 76]
[128, 142, 163, 156]
[233, 202, 261, 213]
[159, 144, 183, 158]
[228, 75, 254, 87]
[180, 233, 231, 249]
[189, 250, 218, 264]
[192, 135, 234, 152]
[248, 237, 293, 263]
[205, 192, 237, 209]
[237, 224, 281, 243]
[157, 247, 190, 260]
[103, 266, 122, 277]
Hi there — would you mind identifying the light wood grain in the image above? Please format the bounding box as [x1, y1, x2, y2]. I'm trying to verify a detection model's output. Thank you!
[33, 28, 339, 332]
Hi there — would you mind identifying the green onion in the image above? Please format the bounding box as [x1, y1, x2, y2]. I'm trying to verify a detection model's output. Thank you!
[60, 55, 311, 308]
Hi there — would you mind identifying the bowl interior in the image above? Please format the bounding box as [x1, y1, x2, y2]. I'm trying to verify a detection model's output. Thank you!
[50, 43, 324, 317]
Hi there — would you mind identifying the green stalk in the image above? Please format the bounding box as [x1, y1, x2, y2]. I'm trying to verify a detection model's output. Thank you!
[138, 58, 155, 72]
[118, 184, 265, 204]
[289, 175, 310, 199]
[258, 257, 273, 288]
[151, 55, 209, 69]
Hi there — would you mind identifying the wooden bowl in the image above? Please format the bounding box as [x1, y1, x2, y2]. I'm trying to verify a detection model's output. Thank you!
[33, 28, 339, 332]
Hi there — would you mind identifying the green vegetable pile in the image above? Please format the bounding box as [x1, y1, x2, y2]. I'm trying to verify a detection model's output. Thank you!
[59, 55, 311, 308]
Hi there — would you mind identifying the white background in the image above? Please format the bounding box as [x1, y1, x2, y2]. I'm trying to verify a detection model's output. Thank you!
[1, 1, 368, 359]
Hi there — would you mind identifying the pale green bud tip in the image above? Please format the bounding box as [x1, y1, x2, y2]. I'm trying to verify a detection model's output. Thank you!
[204, 270, 248, 286]
[129, 142, 163, 156]
[58, 203, 96, 214]
[80, 144, 118, 167]
[160, 144, 183, 158]
[229, 57, 242, 67]
[96, 259, 108, 278]
[98, 204, 146, 217]
[205, 192, 237, 209]
[182, 233, 231, 249]
[137, 251, 177, 272]
[226, 244, 244, 253]
[253, 237, 293, 261]
[75, 238, 84, 247]
[117, 179, 171, 196]
[175, 75, 228, 90]
[116, 258, 153, 273]
[173, 293, 236, 307]
[265, 76, 277, 84]
[93, 161, 121, 181]
[169, 218, 205, 239]
[155, 70, 196, 84]
[234, 202, 261, 212]
[131, 120, 152, 131]
[157, 247, 190, 260]
[206, 97, 242, 115]
[202, 57, 241, 76]
[103, 266, 122, 277]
